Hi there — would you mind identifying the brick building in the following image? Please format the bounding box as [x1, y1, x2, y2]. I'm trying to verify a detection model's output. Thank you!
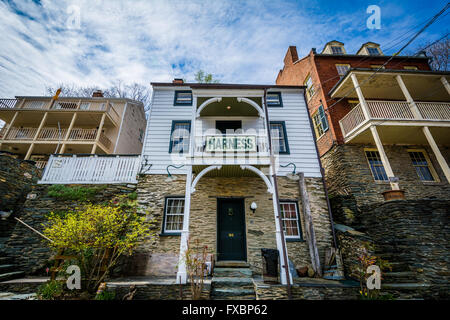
[276, 41, 450, 207]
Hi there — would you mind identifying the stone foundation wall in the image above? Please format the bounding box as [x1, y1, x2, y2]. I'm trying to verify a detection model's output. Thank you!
[3, 183, 137, 275]
[133, 174, 334, 278]
[321, 144, 450, 210]
[0, 154, 41, 247]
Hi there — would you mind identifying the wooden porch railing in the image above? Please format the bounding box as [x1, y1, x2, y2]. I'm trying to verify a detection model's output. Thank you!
[339, 100, 450, 137]
[37, 127, 68, 140]
[4, 127, 38, 140]
[39, 155, 141, 184]
[0, 99, 19, 109]
[68, 128, 98, 140]
[98, 132, 113, 151]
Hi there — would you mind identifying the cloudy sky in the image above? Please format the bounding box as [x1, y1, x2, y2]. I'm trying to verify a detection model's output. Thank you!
[0, 0, 448, 97]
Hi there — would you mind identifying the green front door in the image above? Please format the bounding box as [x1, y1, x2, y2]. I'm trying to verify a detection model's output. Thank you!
[217, 198, 246, 261]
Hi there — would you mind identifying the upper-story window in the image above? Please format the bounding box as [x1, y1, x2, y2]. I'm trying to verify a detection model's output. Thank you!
[169, 120, 191, 154]
[331, 46, 343, 54]
[365, 149, 388, 181]
[336, 64, 350, 77]
[408, 150, 439, 182]
[367, 47, 380, 56]
[270, 121, 289, 154]
[174, 91, 193, 106]
[312, 105, 329, 139]
[404, 66, 418, 70]
[267, 92, 283, 107]
[304, 75, 315, 100]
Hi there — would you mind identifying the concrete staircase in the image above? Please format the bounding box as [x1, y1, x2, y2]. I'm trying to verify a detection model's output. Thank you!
[211, 267, 256, 300]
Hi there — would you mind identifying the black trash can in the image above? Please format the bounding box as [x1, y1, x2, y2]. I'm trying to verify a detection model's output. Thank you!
[261, 248, 279, 283]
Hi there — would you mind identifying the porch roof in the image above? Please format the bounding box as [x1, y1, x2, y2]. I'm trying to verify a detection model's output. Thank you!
[329, 69, 450, 101]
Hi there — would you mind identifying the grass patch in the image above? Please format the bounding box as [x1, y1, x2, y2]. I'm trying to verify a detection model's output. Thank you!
[47, 185, 102, 202]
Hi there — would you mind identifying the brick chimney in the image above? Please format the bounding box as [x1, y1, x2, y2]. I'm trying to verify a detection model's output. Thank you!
[172, 78, 184, 84]
[92, 90, 103, 97]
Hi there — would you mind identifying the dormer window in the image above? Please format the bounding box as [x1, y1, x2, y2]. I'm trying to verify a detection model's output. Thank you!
[331, 46, 343, 54]
[367, 47, 380, 56]
[174, 91, 193, 106]
[267, 92, 283, 107]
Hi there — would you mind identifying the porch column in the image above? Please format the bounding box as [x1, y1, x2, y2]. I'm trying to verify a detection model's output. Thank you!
[176, 166, 193, 284]
[396, 75, 422, 119]
[441, 76, 450, 96]
[423, 126, 450, 183]
[25, 112, 48, 160]
[370, 126, 399, 190]
[351, 73, 371, 120]
[269, 170, 293, 285]
[91, 113, 106, 154]
[60, 113, 78, 154]
[2, 111, 19, 140]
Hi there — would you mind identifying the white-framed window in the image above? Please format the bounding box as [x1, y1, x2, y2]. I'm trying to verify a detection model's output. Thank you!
[174, 91, 193, 106]
[408, 150, 439, 182]
[304, 75, 315, 100]
[367, 47, 380, 56]
[331, 46, 343, 54]
[312, 105, 329, 139]
[163, 197, 185, 233]
[365, 149, 388, 181]
[280, 202, 302, 239]
[336, 64, 350, 77]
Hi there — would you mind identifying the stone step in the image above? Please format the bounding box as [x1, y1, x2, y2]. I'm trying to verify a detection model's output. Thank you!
[383, 271, 417, 283]
[212, 277, 254, 289]
[211, 295, 256, 300]
[0, 271, 25, 282]
[388, 262, 410, 272]
[211, 288, 256, 299]
[215, 261, 250, 268]
[382, 283, 430, 291]
[213, 268, 252, 278]
[0, 264, 14, 273]
[0, 257, 12, 264]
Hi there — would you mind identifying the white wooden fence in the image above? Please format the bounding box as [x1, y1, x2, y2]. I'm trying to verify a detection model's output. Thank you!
[39, 155, 141, 184]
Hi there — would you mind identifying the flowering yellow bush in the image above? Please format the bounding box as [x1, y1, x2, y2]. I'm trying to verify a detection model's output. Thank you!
[43, 196, 155, 292]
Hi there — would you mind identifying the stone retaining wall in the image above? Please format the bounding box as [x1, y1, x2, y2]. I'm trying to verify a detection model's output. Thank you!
[0, 154, 41, 247]
[3, 183, 137, 275]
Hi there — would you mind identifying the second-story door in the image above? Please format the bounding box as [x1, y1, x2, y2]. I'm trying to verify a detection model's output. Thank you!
[216, 121, 242, 134]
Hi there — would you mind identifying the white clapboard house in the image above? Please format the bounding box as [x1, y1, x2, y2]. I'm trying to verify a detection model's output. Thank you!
[139, 79, 335, 286]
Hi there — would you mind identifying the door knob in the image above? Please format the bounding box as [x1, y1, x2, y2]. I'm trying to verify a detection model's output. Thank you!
[228, 233, 234, 237]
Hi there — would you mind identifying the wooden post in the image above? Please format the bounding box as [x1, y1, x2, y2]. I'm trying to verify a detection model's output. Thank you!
[423, 126, 450, 183]
[297, 172, 322, 277]
[370, 126, 399, 190]
[351, 73, 371, 121]
[91, 113, 106, 154]
[396, 75, 422, 119]
[2, 111, 19, 140]
[441, 76, 450, 96]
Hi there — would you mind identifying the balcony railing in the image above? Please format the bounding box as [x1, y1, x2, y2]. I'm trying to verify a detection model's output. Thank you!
[339, 100, 450, 137]
[68, 128, 98, 140]
[39, 155, 141, 184]
[0, 99, 121, 125]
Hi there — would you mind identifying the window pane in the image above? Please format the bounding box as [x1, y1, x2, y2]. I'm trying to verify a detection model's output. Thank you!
[336, 64, 350, 76]
[267, 93, 281, 106]
[365, 151, 388, 181]
[165, 198, 185, 232]
[171, 122, 190, 153]
[270, 123, 287, 153]
[175, 91, 192, 104]
[367, 47, 380, 55]
[331, 46, 343, 54]
[409, 151, 434, 181]
[280, 202, 300, 238]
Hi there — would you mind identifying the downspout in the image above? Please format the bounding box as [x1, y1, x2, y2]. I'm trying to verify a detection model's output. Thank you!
[263, 88, 292, 299]
[303, 92, 337, 248]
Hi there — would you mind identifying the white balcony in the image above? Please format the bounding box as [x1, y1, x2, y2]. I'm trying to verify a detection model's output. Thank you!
[339, 100, 450, 140]
[39, 154, 141, 184]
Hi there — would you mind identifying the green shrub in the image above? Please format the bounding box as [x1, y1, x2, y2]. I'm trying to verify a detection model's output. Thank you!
[127, 192, 137, 200]
[37, 280, 64, 300]
[95, 290, 116, 300]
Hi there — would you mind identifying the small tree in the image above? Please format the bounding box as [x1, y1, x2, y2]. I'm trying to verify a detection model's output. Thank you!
[194, 70, 220, 83]
[43, 196, 155, 293]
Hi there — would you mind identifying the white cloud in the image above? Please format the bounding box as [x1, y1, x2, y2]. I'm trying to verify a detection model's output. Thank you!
[0, 0, 445, 97]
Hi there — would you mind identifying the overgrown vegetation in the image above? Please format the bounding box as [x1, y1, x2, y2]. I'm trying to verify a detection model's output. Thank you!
[42, 195, 156, 294]
[37, 280, 63, 300]
[356, 242, 393, 300]
[47, 185, 105, 201]
[182, 239, 212, 300]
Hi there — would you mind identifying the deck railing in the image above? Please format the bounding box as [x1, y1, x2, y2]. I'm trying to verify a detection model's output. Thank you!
[339, 100, 450, 137]
[68, 128, 98, 140]
[37, 127, 68, 140]
[39, 155, 141, 184]
[0, 99, 19, 109]
[4, 127, 38, 140]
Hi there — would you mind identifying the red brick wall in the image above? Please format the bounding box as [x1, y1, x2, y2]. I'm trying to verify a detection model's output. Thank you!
[276, 47, 431, 156]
